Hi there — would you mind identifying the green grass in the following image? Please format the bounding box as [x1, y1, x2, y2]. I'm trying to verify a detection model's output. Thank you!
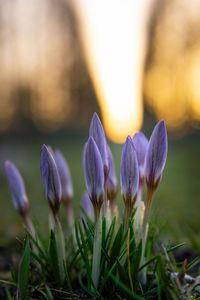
[0, 134, 200, 244]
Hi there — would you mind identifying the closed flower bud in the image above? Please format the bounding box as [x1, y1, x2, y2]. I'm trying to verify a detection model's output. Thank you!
[4, 161, 29, 216]
[40, 144, 62, 219]
[120, 136, 139, 223]
[54, 149, 73, 204]
[83, 136, 104, 220]
[89, 112, 109, 179]
[132, 132, 148, 180]
[144, 120, 167, 189]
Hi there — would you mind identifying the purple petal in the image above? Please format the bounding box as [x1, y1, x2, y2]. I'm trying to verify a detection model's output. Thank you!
[120, 136, 139, 201]
[4, 161, 29, 213]
[40, 144, 61, 205]
[83, 136, 104, 202]
[47, 145, 55, 157]
[107, 144, 118, 199]
[54, 149, 73, 201]
[144, 120, 168, 185]
[89, 112, 109, 175]
[132, 132, 148, 178]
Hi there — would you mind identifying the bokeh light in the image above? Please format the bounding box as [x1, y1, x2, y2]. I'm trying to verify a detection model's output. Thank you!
[0, 0, 200, 140]
[144, 0, 200, 135]
[74, 0, 153, 143]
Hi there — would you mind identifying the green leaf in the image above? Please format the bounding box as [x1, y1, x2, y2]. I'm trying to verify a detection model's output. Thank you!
[116, 259, 129, 286]
[99, 245, 127, 293]
[49, 230, 60, 284]
[25, 228, 47, 260]
[68, 231, 93, 273]
[155, 272, 162, 300]
[0, 280, 17, 287]
[186, 256, 200, 271]
[78, 271, 96, 298]
[5, 287, 12, 300]
[74, 223, 94, 291]
[139, 255, 158, 271]
[105, 217, 116, 251]
[102, 217, 106, 249]
[109, 224, 123, 268]
[18, 236, 30, 300]
[131, 240, 142, 282]
[100, 217, 116, 276]
[30, 251, 46, 269]
[109, 273, 145, 300]
[80, 207, 95, 233]
[63, 262, 73, 294]
[81, 218, 93, 253]
[45, 285, 54, 300]
[166, 243, 186, 253]
[9, 264, 16, 283]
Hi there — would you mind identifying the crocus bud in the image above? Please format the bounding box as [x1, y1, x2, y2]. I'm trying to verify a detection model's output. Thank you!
[4, 161, 29, 216]
[142, 120, 168, 236]
[132, 132, 148, 180]
[81, 191, 94, 220]
[54, 149, 74, 228]
[120, 136, 139, 223]
[40, 144, 62, 220]
[89, 112, 109, 179]
[144, 120, 167, 190]
[4, 161, 35, 234]
[83, 136, 104, 220]
[54, 149, 73, 204]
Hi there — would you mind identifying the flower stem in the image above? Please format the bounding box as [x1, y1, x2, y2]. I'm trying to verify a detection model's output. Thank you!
[55, 219, 66, 285]
[92, 213, 102, 289]
[140, 187, 155, 286]
[24, 213, 35, 238]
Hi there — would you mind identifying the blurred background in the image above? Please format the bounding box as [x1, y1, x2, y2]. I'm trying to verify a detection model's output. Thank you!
[0, 0, 200, 247]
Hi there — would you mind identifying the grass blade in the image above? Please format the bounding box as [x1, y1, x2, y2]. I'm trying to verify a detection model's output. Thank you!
[18, 237, 30, 300]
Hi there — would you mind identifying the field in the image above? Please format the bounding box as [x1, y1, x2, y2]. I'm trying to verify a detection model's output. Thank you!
[0, 132, 200, 246]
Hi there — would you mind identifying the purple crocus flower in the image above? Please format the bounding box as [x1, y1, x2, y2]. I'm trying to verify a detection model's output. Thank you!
[40, 144, 62, 219]
[83, 136, 104, 220]
[4, 160, 29, 216]
[141, 121, 168, 265]
[132, 132, 148, 180]
[144, 120, 167, 189]
[106, 144, 118, 215]
[54, 149, 73, 203]
[120, 136, 139, 223]
[89, 112, 109, 179]
[4, 160, 35, 234]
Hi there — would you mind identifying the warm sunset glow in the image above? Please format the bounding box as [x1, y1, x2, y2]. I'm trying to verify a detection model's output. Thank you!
[1, 0, 200, 137]
[188, 46, 200, 120]
[143, 0, 200, 134]
[74, 0, 153, 143]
